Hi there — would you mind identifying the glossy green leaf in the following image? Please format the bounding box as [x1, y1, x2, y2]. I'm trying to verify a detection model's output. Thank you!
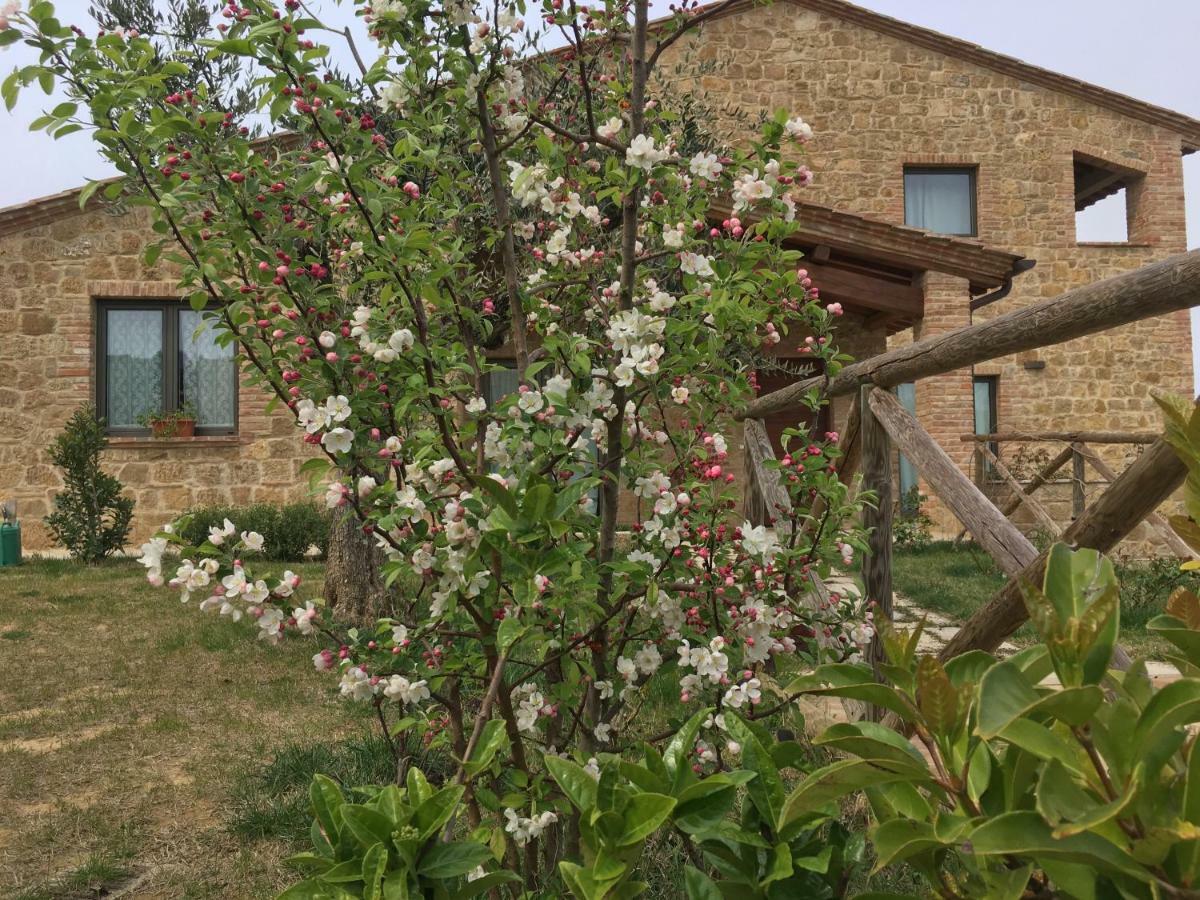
[464, 720, 507, 779]
[969, 811, 1151, 883]
[682, 865, 721, 900]
[339, 805, 393, 848]
[416, 841, 491, 879]
[546, 755, 598, 812]
[310, 775, 344, 842]
[618, 792, 676, 846]
[361, 843, 388, 900]
[869, 819, 946, 872]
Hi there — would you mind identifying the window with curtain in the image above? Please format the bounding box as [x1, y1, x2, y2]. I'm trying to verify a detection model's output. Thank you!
[97, 301, 237, 435]
[904, 167, 977, 236]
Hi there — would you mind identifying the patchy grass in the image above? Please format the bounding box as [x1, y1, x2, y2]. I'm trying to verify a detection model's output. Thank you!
[0, 557, 379, 899]
[892, 541, 1183, 658]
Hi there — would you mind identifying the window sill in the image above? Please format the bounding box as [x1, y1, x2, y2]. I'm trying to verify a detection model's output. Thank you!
[107, 435, 242, 449]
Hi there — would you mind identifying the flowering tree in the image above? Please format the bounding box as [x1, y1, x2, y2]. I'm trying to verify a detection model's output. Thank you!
[5, 0, 873, 892]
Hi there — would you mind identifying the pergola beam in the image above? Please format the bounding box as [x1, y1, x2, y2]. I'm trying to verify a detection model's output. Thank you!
[737, 249, 1200, 421]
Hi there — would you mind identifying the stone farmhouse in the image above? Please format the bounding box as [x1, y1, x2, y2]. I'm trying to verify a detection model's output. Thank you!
[0, 0, 1195, 550]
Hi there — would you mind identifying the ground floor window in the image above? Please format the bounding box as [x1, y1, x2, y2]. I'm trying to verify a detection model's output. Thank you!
[96, 301, 237, 435]
[895, 382, 919, 514]
[973, 375, 999, 473]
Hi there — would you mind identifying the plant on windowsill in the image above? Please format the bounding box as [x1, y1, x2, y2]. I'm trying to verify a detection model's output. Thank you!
[136, 402, 198, 439]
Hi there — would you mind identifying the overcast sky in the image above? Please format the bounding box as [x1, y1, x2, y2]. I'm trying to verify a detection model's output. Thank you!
[3, 0, 1198, 372]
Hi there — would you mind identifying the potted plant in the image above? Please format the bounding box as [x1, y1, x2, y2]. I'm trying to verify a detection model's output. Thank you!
[137, 402, 197, 438]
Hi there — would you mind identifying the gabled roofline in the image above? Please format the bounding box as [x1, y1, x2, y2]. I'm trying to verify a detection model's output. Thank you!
[669, 0, 1200, 153]
[0, 179, 121, 239]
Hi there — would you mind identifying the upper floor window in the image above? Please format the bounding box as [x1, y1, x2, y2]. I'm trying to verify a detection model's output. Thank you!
[904, 166, 977, 236]
[97, 300, 237, 435]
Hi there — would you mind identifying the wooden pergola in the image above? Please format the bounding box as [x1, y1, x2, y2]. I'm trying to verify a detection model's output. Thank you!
[737, 250, 1200, 663]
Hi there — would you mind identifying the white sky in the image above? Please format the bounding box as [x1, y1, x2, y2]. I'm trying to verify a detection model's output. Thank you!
[3, 0, 1199, 375]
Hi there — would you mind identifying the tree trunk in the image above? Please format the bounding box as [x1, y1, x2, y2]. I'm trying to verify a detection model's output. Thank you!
[323, 512, 393, 623]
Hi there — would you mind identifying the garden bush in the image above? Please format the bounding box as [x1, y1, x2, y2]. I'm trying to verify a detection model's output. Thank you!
[176, 503, 330, 562]
[44, 405, 134, 563]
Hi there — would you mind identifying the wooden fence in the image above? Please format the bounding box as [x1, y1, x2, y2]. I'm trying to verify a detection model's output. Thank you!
[736, 249, 1200, 665]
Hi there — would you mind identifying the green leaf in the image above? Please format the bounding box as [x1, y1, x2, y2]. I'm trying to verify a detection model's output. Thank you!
[869, 819, 946, 871]
[682, 865, 721, 900]
[724, 713, 785, 828]
[339, 805, 393, 848]
[814, 722, 931, 776]
[521, 482, 554, 523]
[464, 720, 508, 779]
[78, 178, 105, 210]
[417, 842, 491, 879]
[546, 755, 598, 812]
[361, 843, 388, 900]
[1132, 677, 1200, 761]
[977, 661, 1103, 738]
[449, 870, 522, 899]
[915, 656, 959, 736]
[476, 475, 519, 517]
[785, 665, 917, 721]
[618, 793, 676, 846]
[969, 810, 1152, 883]
[310, 775, 344, 841]
[496, 616, 526, 655]
[664, 707, 712, 792]
[414, 784, 466, 839]
[781, 759, 912, 828]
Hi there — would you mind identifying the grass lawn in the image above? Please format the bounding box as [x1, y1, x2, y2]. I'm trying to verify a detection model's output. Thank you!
[892, 541, 1184, 659]
[0, 557, 384, 899]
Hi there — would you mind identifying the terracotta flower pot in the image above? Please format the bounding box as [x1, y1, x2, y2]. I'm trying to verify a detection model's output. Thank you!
[149, 418, 196, 438]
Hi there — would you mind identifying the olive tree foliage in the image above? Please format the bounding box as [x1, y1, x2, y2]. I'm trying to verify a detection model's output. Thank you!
[4, 0, 875, 893]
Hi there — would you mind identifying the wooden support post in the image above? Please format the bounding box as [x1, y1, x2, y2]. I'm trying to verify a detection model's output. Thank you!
[860, 386, 893, 683]
[743, 418, 793, 535]
[939, 437, 1186, 660]
[977, 444, 1061, 538]
[737, 249, 1200, 420]
[866, 388, 1037, 577]
[1071, 443, 1087, 519]
[1075, 443, 1194, 559]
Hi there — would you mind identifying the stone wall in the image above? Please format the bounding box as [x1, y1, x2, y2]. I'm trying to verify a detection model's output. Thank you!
[0, 204, 314, 552]
[664, 2, 1193, 540]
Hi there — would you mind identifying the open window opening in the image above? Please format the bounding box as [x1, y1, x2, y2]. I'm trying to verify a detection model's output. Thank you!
[1073, 152, 1145, 244]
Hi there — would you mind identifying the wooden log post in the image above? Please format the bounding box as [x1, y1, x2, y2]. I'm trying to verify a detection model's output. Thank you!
[737, 249, 1200, 421]
[860, 386, 893, 683]
[964, 431, 1160, 445]
[977, 444, 1061, 538]
[1075, 443, 1194, 559]
[866, 388, 1037, 577]
[939, 437, 1186, 660]
[1071, 443, 1087, 519]
[743, 418, 793, 535]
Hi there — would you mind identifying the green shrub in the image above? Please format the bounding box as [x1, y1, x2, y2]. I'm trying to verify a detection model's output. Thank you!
[893, 487, 934, 550]
[1117, 556, 1194, 630]
[44, 405, 134, 562]
[175, 502, 330, 562]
